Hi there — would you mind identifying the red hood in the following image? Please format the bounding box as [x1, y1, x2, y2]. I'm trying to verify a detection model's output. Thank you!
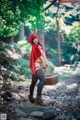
[29, 34, 40, 45]
[29, 34, 45, 74]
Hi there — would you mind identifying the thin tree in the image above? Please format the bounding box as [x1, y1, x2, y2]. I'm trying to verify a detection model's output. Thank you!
[36, 0, 57, 48]
[56, 1, 61, 66]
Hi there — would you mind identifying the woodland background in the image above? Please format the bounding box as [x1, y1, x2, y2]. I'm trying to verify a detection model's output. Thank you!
[0, 0, 80, 120]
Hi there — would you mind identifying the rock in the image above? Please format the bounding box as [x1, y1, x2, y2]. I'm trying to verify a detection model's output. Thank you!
[43, 109, 57, 119]
[43, 95, 51, 100]
[42, 95, 52, 104]
[30, 111, 44, 118]
[22, 53, 29, 60]
[18, 77, 26, 81]
[0, 51, 6, 63]
[1, 68, 10, 76]
[15, 108, 26, 117]
[18, 85, 23, 89]
[76, 95, 80, 100]
[0, 75, 3, 80]
[20, 101, 46, 114]
[59, 114, 67, 119]
[1, 90, 12, 102]
[4, 48, 13, 56]
[19, 118, 33, 120]
[56, 108, 61, 112]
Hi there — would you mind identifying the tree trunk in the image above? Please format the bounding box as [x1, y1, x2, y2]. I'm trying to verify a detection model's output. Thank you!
[57, 20, 61, 66]
[14, 34, 19, 43]
[19, 25, 25, 40]
[56, 4, 61, 66]
[36, 30, 45, 48]
[44, 0, 57, 11]
[0, 36, 14, 43]
[10, 36, 14, 43]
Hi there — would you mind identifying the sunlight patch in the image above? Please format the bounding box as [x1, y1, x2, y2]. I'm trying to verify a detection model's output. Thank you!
[18, 40, 27, 45]
[45, 82, 65, 90]
[67, 83, 77, 89]
[11, 53, 21, 59]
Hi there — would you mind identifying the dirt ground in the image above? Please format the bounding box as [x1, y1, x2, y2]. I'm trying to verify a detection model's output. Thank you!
[0, 65, 80, 120]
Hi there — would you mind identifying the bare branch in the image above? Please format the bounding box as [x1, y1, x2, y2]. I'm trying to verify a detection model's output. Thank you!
[44, 0, 57, 11]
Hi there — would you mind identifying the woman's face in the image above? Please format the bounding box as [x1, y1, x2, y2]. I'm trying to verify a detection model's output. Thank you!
[33, 38, 38, 44]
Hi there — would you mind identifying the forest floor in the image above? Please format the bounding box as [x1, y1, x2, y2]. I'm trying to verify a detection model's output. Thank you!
[0, 65, 80, 120]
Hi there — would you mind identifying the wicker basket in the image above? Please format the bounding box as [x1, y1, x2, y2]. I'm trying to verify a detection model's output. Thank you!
[45, 73, 58, 85]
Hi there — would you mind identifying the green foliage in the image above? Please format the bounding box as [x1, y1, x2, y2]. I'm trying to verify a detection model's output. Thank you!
[0, 0, 46, 37]
[0, 40, 32, 79]
[14, 40, 31, 79]
[59, 24, 80, 64]
[44, 10, 57, 31]
[67, 25, 80, 42]
[9, 71, 18, 80]
[21, 59, 31, 78]
[45, 28, 58, 49]
[12, 58, 31, 79]
[18, 40, 31, 52]
[0, 0, 21, 36]
[58, 72, 71, 80]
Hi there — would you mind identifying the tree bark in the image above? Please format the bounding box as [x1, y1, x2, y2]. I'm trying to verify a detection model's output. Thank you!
[56, 3, 61, 66]
[44, 0, 57, 11]
[19, 25, 25, 40]
[0, 36, 14, 43]
[10, 36, 14, 43]
[36, 30, 45, 48]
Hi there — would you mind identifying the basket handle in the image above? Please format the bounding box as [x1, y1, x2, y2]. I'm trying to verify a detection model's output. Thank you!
[44, 68, 53, 75]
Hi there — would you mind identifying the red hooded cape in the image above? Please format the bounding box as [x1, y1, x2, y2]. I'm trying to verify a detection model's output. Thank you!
[29, 34, 44, 74]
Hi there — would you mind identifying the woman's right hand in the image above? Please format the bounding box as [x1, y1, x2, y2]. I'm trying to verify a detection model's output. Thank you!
[46, 64, 50, 70]
[44, 64, 50, 71]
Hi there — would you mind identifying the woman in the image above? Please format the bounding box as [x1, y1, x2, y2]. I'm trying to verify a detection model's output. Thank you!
[28, 34, 50, 106]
